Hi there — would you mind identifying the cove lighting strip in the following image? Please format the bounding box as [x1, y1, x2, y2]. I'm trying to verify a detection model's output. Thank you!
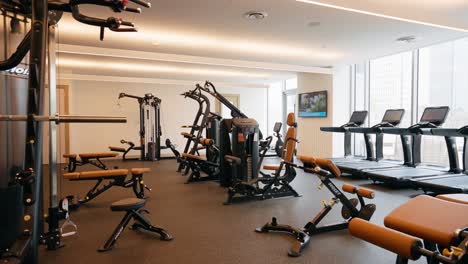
[296, 0, 468, 33]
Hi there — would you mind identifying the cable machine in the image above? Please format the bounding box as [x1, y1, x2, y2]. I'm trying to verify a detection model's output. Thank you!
[0, 1, 149, 263]
[118, 93, 172, 161]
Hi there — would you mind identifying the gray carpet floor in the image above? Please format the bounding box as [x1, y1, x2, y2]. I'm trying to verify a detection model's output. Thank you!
[40, 158, 428, 264]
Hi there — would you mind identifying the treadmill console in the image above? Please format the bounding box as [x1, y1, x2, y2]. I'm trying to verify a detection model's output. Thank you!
[408, 106, 450, 133]
[273, 122, 282, 133]
[419, 106, 450, 126]
[342, 111, 368, 128]
[381, 109, 405, 126]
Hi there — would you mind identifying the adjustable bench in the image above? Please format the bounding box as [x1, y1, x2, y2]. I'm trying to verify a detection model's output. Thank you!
[98, 198, 173, 252]
[63, 168, 152, 205]
[63, 152, 118, 172]
[350, 195, 468, 264]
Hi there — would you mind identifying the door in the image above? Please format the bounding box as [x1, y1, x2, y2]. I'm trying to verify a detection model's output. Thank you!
[215, 94, 240, 119]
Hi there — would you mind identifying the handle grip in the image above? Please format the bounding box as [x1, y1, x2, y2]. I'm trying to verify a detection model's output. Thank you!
[129, 0, 151, 8]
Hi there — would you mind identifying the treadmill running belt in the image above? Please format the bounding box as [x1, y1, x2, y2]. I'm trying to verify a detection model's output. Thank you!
[363, 167, 449, 182]
[413, 175, 468, 194]
[338, 161, 401, 170]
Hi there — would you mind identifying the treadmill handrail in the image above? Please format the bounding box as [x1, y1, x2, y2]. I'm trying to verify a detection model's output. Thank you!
[379, 127, 433, 136]
[320, 127, 350, 133]
[431, 128, 468, 137]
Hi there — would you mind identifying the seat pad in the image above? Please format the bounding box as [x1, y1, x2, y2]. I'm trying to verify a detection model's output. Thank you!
[263, 164, 280, 171]
[437, 194, 468, 205]
[109, 146, 126, 152]
[131, 168, 151, 175]
[63, 154, 77, 159]
[182, 153, 207, 161]
[384, 195, 468, 247]
[111, 198, 146, 211]
[181, 132, 193, 138]
[63, 169, 129, 180]
[79, 152, 118, 159]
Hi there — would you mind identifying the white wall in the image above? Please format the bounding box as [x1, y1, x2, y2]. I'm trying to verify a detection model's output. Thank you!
[332, 65, 352, 157]
[267, 82, 283, 138]
[296, 72, 333, 157]
[66, 80, 267, 156]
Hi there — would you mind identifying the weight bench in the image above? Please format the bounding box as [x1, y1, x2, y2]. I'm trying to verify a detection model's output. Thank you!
[349, 195, 468, 264]
[63, 152, 118, 172]
[99, 198, 173, 252]
[63, 168, 152, 205]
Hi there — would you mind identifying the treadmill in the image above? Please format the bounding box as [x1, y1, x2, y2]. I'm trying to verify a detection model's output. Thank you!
[362, 106, 452, 186]
[321, 110, 368, 164]
[411, 125, 468, 194]
[334, 109, 406, 177]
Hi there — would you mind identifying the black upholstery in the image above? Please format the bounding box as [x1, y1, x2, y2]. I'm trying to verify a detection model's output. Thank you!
[110, 198, 146, 212]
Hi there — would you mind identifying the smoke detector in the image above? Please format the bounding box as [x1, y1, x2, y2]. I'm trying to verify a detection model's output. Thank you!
[308, 21, 321, 27]
[396, 36, 418, 43]
[244, 11, 268, 20]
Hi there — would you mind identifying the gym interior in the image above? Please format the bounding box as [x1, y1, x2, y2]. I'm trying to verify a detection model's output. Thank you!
[1, 1, 468, 264]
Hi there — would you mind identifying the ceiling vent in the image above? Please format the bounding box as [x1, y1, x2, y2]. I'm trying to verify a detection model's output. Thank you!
[396, 36, 417, 43]
[244, 11, 268, 20]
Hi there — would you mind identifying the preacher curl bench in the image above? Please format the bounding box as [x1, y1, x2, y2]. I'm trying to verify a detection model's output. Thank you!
[256, 155, 376, 257]
[349, 194, 468, 264]
[63, 168, 152, 205]
[63, 152, 118, 172]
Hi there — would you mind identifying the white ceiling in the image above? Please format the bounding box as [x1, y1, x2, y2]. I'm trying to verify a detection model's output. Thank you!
[56, 0, 468, 85]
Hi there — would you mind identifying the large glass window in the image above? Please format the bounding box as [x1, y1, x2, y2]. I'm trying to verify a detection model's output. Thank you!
[285, 78, 297, 90]
[419, 38, 468, 165]
[369, 52, 412, 160]
[354, 63, 367, 156]
[349, 36, 468, 167]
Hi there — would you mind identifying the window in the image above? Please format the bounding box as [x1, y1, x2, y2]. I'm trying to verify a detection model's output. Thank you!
[369, 52, 412, 160]
[348, 36, 468, 167]
[353, 63, 367, 156]
[418, 38, 468, 165]
[285, 78, 297, 90]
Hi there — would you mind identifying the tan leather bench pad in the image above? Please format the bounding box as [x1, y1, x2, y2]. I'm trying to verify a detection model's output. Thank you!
[384, 195, 468, 247]
[131, 168, 151, 174]
[437, 194, 468, 205]
[64, 169, 129, 180]
[79, 152, 118, 158]
[109, 146, 126, 152]
[182, 153, 207, 161]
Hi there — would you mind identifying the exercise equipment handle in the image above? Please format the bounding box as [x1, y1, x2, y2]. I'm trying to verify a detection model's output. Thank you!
[0, 114, 127, 123]
[0, 30, 31, 71]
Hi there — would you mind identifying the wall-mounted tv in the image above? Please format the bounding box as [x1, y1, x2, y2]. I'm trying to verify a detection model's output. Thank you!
[298, 90, 328, 117]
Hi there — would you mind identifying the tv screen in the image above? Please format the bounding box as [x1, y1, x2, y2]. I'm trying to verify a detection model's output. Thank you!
[298, 91, 328, 117]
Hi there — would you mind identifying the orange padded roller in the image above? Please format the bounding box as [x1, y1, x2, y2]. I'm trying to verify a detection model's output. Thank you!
[357, 188, 375, 199]
[131, 168, 151, 175]
[314, 158, 341, 178]
[342, 184, 357, 194]
[298, 155, 316, 165]
[349, 218, 421, 260]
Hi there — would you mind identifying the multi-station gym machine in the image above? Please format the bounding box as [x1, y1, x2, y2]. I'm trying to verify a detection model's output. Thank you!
[117, 93, 172, 161]
[0, 0, 149, 263]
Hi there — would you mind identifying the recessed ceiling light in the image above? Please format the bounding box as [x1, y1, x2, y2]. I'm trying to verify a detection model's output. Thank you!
[308, 21, 321, 27]
[396, 36, 418, 43]
[152, 42, 160, 46]
[244, 11, 268, 20]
